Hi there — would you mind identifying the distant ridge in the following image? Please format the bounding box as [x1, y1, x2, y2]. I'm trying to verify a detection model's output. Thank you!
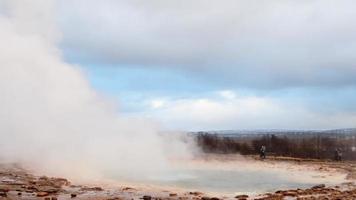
[194, 128, 356, 133]
[191, 128, 356, 138]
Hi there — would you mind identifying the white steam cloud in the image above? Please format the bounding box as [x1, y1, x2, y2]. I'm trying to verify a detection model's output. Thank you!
[0, 0, 190, 180]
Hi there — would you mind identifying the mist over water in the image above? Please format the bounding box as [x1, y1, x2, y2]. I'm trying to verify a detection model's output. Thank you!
[108, 158, 347, 195]
[0, 0, 191, 180]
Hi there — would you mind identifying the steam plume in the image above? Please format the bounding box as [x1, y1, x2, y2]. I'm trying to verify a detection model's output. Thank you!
[0, 0, 189, 180]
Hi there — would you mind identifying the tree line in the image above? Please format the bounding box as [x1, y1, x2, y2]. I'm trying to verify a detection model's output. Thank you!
[195, 133, 356, 160]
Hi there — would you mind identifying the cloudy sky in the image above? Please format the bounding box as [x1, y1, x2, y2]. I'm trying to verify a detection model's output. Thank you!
[33, 1, 356, 130]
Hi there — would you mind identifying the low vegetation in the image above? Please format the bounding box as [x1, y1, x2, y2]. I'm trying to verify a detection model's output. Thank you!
[195, 131, 356, 160]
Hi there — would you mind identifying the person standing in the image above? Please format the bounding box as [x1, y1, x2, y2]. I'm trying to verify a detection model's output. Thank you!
[334, 148, 342, 161]
[260, 145, 266, 159]
[337, 148, 342, 161]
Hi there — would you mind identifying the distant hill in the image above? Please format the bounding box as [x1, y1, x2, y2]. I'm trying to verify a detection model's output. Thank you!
[191, 128, 356, 138]
[192, 128, 356, 160]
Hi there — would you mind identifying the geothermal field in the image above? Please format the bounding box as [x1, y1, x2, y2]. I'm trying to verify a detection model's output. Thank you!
[1, 0, 356, 199]
[0, 154, 355, 199]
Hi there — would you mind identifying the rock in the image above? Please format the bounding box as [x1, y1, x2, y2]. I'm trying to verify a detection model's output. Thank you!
[80, 186, 103, 191]
[169, 193, 177, 197]
[235, 194, 248, 198]
[235, 194, 248, 200]
[69, 185, 81, 188]
[45, 197, 51, 200]
[37, 191, 49, 197]
[38, 186, 60, 193]
[0, 186, 9, 193]
[52, 178, 71, 186]
[26, 185, 39, 191]
[142, 195, 152, 200]
[311, 184, 326, 189]
[39, 176, 49, 181]
[51, 197, 58, 200]
[189, 191, 203, 196]
[2, 180, 26, 185]
[282, 191, 297, 197]
[36, 176, 70, 188]
[0, 191, 7, 197]
[122, 187, 134, 191]
[71, 193, 77, 198]
[200, 197, 219, 200]
[17, 192, 22, 195]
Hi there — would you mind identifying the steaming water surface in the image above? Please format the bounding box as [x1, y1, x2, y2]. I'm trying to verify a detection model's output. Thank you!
[111, 160, 346, 195]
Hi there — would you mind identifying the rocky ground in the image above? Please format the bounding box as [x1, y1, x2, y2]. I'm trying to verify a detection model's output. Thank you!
[0, 158, 355, 200]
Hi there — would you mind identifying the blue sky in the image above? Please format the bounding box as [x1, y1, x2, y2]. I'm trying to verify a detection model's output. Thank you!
[57, 0, 356, 131]
[73, 63, 356, 131]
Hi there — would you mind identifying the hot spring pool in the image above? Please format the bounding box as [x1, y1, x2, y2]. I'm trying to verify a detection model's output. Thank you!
[110, 159, 347, 195]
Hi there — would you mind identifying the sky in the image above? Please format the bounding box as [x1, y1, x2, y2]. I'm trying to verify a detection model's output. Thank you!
[52, 0, 356, 131]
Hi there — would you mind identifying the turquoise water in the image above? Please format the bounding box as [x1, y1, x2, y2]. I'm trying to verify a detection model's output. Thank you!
[112, 166, 340, 194]
[141, 169, 316, 193]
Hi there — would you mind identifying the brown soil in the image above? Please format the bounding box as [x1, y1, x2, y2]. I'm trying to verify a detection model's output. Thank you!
[0, 157, 355, 200]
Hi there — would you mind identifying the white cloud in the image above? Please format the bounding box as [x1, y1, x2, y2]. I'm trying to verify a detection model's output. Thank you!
[218, 90, 236, 100]
[52, 0, 356, 130]
[142, 93, 356, 131]
[58, 0, 356, 88]
[150, 99, 166, 109]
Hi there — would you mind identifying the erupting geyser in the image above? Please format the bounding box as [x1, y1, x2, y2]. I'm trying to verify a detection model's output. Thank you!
[0, 0, 190, 181]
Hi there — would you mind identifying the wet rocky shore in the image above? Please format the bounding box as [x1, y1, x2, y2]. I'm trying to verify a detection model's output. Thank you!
[0, 159, 355, 200]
